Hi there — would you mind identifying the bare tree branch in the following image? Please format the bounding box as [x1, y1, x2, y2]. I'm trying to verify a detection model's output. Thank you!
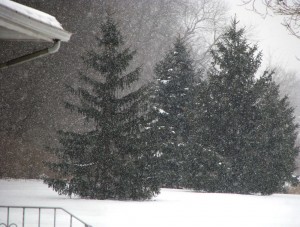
[241, 0, 300, 38]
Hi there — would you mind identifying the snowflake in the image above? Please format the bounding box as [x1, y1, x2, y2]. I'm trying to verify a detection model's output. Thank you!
[158, 108, 169, 115]
[161, 80, 170, 84]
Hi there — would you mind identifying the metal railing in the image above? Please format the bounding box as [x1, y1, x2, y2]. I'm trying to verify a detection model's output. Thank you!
[0, 206, 92, 227]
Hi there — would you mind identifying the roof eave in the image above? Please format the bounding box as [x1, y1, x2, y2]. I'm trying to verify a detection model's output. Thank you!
[0, 3, 71, 42]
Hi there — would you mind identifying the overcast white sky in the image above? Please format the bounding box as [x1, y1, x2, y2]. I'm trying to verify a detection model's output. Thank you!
[226, 0, 300, 77]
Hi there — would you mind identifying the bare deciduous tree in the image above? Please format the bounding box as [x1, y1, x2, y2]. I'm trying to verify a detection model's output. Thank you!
[242, 0, 300, 38]
[107, 0, 228, 75]
[178, 0, 228, 69]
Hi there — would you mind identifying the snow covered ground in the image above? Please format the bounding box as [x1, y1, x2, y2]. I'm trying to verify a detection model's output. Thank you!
[1, 179, 300, 227]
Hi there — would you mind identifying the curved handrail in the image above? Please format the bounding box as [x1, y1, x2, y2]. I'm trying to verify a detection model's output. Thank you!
[0, 206, 92, 227]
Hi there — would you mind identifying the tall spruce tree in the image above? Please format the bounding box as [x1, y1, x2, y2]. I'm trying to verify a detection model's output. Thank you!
[188, 19, 261, 193]
[189, 18, 298, 194]
[44, 17, 160, 200]
[244, 72, 299, 194]
[153, 38, 196, 188]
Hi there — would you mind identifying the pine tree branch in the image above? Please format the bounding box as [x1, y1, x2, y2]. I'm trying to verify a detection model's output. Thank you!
[64, 101, 102, 121]
[115, 67, 141, 90]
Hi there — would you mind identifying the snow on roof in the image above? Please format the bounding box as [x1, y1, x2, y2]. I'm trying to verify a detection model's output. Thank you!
[0, 0, 63, 29]
[0, 0, 71, 42]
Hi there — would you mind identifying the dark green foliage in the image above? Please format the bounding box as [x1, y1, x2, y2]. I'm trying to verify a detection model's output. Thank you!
[188, 18, 298, 194]
[153, 38, 196, 188]
[243, 72, 299, 194]
[44, 17, 160, 200]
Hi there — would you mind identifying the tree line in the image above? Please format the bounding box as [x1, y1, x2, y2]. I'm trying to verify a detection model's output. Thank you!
[42, 16, 299, 200]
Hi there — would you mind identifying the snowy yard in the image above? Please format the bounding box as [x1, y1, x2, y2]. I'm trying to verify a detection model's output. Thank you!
[1, 180, 300, 227]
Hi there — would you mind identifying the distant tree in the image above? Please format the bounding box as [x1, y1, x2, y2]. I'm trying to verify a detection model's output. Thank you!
[272, 67, 300, 133]
[189, 18, 298, 194]
[242, 0, 300, 38]
[272, 68, 300, 172]
[153, 38, 196, 188]
[44, 17, 160, 200]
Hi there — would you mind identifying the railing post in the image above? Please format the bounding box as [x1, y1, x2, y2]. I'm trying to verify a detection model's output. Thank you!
[22, 208, 25, 227]
[7, 207, 9, 227]
[70, 215, 73, 227]
[38, 208, 41, 227]
[54, 208, 56, 227]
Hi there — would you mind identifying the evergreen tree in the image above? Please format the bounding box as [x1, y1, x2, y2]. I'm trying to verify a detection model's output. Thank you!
[184, 79, 229, 192]
[153, 38, 196, 188]
[189, 18, 298, 194]
[44, 17, 160, 200]
[244, 72, 299, 194]
[189, 19, 261, 193]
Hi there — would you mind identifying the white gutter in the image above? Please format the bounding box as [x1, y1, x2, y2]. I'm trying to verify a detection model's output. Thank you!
[0, 0, 71, 42]
[0, 0, 72, 69]
[0, 40, 61, 69]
